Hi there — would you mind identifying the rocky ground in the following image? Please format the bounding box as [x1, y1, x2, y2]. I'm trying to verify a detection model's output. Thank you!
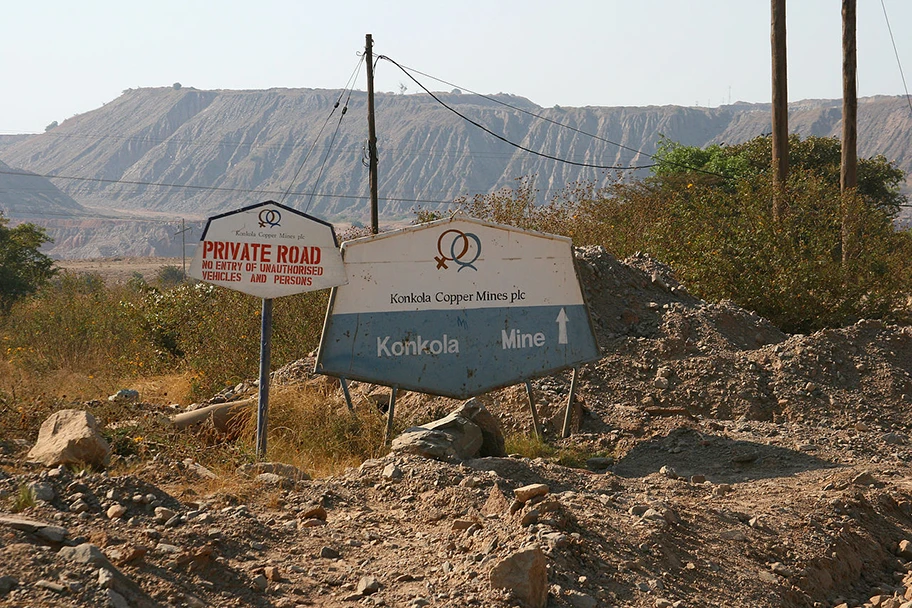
[4, 246, 912, 607]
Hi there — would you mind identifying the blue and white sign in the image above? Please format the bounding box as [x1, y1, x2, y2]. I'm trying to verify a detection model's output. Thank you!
[315, 216, 599, 399]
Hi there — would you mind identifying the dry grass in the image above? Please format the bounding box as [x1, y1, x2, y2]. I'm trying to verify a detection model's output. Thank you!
[234, 385, 388, 478]
[0, 360, 124, 438]
[505, 432, 605, 469]
[128, 373, 197, 407]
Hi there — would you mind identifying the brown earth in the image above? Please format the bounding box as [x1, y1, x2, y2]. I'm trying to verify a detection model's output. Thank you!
[3, 247, 912, 607]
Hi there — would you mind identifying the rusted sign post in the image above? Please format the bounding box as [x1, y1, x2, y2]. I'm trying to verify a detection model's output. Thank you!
[316, 216, 599, 441]
[189, 201, 346, 457]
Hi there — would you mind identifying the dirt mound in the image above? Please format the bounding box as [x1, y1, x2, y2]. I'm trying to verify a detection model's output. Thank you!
[4, 247, 912, 607]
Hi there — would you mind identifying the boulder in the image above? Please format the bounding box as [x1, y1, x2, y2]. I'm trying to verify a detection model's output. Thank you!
[460, 398, 506, 457]
[489, 547, 548, 608]
[391, 427, 478, 460]
[390, 399, 505, 460]
[26, 410, 110, 468]
[237, 462, 310, 482]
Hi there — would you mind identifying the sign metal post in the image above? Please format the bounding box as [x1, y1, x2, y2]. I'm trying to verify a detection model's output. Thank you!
[189, 201, 346, 459]
[256, 297, 274, 456]
[316, 217, 600, 427]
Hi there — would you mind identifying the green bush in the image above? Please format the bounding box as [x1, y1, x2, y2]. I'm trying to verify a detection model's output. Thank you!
[2, 272, 160, 375]
[155, 265, 186, 288]
[640, 171, 912, 333]
[451, 169, 911, 334]
[0, 214, 57, 314]
[134, 282, 327, 397]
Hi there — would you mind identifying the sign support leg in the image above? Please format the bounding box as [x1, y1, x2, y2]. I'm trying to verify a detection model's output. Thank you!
[256, 297, 274, 459]
[524, 381, 543, 440]
[561, 367, 580, 438]
[340, 378, 355, 414]
[383, 386, 398, 446]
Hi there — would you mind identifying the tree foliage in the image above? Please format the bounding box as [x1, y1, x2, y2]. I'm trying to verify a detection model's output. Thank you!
[651, 134, 908, 218]
[448, 135, 912, 333]
[0, 214, 57, 313]
[639, 170, 912, 332]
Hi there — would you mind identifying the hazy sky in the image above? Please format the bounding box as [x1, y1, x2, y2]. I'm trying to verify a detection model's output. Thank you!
[2, 0, 911, 134]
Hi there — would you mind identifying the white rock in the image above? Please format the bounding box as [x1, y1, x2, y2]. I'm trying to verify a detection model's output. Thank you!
[107, 504, 127, 520]
[489, 547, 547, 608]
[26, 410, 110, 468]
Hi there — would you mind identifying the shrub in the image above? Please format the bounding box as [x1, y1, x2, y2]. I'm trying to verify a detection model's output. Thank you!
[0, 214, 57, 314]
[642, 171, 912, 332]
[135, 283, 328, 398]
[155, 265, 186, 288]
[2, 272, 160, 375]
[450, 169, 912, 334]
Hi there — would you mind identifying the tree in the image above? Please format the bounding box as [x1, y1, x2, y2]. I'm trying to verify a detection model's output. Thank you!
[45, 121, 58, 132]
[0, 214, 57, 313]
[643, 135, 911, 331]
[156, 265, 186, 288]
[651, 134, 908, 219]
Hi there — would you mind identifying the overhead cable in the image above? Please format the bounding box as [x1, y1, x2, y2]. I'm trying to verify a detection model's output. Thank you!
[0, 167, 464, 206]
[281, 55, 364, 204]
[377, 55, 654, 172]
[378, 55, 733, 178]
[303, 60, 362, 212]
[880, 0, 912, 115]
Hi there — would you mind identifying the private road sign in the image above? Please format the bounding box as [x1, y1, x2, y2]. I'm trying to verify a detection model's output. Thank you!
[188, 200, 346, 458]
[188, 201, 346, 297]
[315, 216, 599, 398]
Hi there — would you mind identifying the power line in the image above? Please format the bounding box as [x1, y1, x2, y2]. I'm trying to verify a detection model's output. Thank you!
[8, 128, 347, 153]
[0, 208, 207, 224]
[0, 167, 469, 206]
[378, 56, 729, 178]
[8, 124, 624, 166]
[6, 129, 614, 163]
[9, 131, 617, 164]
[282, 55, 364, 204]
[378, 55, 654, 172]
[880, 0, 912, 116]
[383, 60, 654, 159]
[301, 58, 363, 211]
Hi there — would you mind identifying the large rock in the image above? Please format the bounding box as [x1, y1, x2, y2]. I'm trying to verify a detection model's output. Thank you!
[460, 398, 506, 457]
[489, 547, 548, 608]
[57, 543, 157, 607]
[391, 399, 505, 460]
[27, 410, 110, 468]
[391, 427, 481, 461]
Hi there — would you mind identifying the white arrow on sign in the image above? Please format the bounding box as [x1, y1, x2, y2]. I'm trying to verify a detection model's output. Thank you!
[556, 307, 569, 344]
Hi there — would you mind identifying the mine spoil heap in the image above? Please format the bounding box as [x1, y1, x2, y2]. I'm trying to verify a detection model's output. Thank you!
[2, 246, 912, 607]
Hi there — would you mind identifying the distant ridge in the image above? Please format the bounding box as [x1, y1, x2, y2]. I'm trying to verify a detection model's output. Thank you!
[0, 159, 86, 218]
[1, 87, 910, 257]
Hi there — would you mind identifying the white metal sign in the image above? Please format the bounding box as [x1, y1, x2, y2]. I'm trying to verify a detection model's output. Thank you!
[188, 201, 346, 297]
[316, 216, 599, 398]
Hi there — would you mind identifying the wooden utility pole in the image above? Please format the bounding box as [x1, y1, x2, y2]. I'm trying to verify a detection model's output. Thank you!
[841, 0, 858, 267]
[365, 34, 379, 234]
[771, 0, 789, 221]
[841, 0, 858, 192]
[174, 218, 192, 278]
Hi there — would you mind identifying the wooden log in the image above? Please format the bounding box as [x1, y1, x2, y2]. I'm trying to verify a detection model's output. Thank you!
[170, 398, 255, 431]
